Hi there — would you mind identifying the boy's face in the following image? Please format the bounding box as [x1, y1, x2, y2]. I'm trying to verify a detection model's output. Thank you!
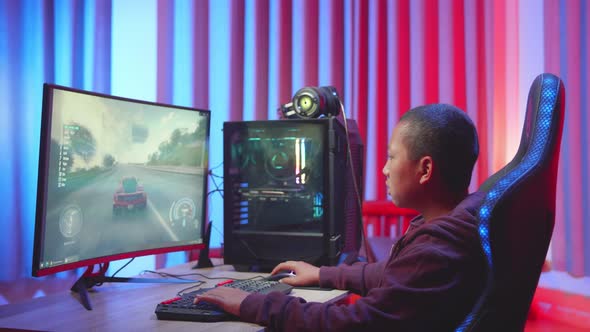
[382, 123, 420, 208]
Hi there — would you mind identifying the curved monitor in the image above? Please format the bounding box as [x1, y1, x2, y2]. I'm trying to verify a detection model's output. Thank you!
[32, 84, 210, 277]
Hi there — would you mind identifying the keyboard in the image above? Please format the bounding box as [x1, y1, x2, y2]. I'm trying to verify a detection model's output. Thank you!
[155, 279, 293, 322]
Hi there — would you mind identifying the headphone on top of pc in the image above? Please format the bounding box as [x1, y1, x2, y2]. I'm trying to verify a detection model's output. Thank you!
[279, 86, 342, 119]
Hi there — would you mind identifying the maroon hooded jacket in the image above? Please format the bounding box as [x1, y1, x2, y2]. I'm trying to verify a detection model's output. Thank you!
[240, 192, 486, 331]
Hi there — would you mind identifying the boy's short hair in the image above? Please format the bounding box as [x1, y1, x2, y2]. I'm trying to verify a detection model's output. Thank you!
[399, 104, 479, 194]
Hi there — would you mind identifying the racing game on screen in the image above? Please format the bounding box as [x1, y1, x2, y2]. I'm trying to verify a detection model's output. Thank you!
[38, 88, 209, 270]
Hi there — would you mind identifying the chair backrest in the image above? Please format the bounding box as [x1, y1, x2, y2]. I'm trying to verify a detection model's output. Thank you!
[457, 73, 565, 331]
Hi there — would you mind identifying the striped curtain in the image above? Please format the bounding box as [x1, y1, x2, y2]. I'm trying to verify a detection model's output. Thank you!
[544, 0, 589, 277]
[0, 0, 588, 294]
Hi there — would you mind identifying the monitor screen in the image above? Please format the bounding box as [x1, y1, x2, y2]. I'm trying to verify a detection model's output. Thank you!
[32, 84, 210, 277]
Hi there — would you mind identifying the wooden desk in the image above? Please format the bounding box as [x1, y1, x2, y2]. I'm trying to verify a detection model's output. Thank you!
[0, 262, 347, 331]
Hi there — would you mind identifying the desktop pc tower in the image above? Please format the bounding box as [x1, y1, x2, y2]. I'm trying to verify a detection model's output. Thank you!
[223, 117, 363, 272]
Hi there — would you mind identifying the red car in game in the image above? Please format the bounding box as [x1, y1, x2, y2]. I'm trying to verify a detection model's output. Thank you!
[113, 176, 147, 215]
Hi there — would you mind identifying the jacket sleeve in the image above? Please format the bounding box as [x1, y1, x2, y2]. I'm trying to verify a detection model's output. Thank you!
[318, 260, 387, 295]
[239, 233, 481, 331]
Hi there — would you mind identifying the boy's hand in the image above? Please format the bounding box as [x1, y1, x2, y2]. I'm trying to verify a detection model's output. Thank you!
[270, 261, 320, 287]
[194, 287, 250, 316]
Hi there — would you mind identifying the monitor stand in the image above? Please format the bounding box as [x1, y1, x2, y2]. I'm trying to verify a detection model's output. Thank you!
[192, 220, 213, 269]
[71, 263, 195, 310]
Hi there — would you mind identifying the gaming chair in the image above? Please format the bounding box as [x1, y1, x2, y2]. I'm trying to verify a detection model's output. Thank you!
[456, 73, 565, 331]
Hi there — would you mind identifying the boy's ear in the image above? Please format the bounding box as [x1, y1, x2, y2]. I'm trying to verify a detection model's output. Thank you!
[418, 156, 433, 185]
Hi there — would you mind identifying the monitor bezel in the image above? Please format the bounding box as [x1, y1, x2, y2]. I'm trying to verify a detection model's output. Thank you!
[32, 83, 210, 277]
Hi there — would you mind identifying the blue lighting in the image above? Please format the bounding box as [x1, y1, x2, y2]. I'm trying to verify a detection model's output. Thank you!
[173, 0, 195, 107]
[478, 226, 488, 237]
[313, 192, 324, 218]
[0, 2, 16, 280]
[487, 190, 498, 199]
[243, 0, 255, 120]
[55, 0, 74, 86]
[208, 0, 232, 248]
[267, 0, 279, 119]
[83, 0, 96, 90]
[318, 0, 332, 86]
[20, 0, 44, 278]
[291, 0, 305, 91]
[479, 206, 490, 219]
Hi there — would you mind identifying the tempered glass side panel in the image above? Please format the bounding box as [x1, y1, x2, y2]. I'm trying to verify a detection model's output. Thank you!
[225, 121, 326, 234]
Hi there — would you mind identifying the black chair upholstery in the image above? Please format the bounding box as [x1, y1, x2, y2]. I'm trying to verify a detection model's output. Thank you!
[456, 73, 565, 331]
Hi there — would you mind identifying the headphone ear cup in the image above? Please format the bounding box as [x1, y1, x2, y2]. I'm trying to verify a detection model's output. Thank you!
[292, 88, 320, 118]
[279, 86, 341, 119]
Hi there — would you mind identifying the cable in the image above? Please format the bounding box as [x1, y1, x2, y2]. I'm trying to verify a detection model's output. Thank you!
[207, 188, 224, 198]
[176, 281, 207, 296]
[209, 161, 224, 171]
[209, 171, 224, 199]
[141, 269, 266, 282]
[211, 221, 224, 238]
[110, 258, 135, 278]
[209, 172, 224, 179]
[205, 169, 224, 246]
[140, 270, 200, 281]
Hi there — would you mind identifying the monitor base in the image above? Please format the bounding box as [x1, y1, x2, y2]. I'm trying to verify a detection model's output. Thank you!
[70, 263, 196, 311]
